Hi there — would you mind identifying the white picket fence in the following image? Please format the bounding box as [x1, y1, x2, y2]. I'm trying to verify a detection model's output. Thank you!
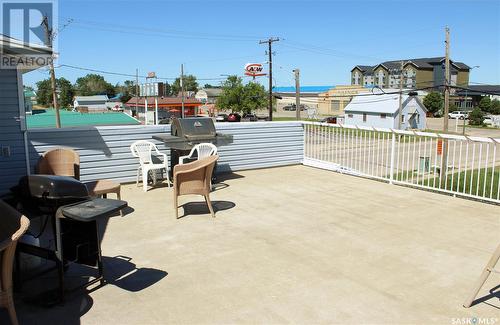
[302, 122, 500, 204]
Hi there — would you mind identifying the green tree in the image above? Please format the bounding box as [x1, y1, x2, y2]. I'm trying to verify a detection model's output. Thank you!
[171, 75, 198, 95]
[241, 82, 268, 114]
[216, 76, 244, 112]
[57, 77, 74, 108]
[75, 74, 115, 97]
[115, 80, 136, 103]
[36, 79, 52, 107]
[35, 77, 74, 108]
[478, 96, 492, 113]
[490, 99, 500, 115]
[423, 92, 443, 116]
[468, 107, 485, 126]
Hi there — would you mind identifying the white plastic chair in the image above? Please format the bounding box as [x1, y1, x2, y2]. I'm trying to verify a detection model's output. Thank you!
[179, 143, 218, 165]
[130, 140, 170, 192]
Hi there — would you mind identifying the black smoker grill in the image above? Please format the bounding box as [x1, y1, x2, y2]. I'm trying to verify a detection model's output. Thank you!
[10, 175, 127, 303]
[152, 117, 233, 176]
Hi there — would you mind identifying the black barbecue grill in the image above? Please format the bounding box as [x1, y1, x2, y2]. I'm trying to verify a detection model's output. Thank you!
[10, 175, 127, 303]
[152, 117, 233, 175]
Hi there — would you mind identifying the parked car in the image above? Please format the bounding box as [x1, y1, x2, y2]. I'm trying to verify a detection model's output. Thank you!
[483, 116, 493, 125]
[321, 116, 337, 124]
[227, 113, 241, 122]
[242, 113, 258, 122]
[283, 104, 308, 111]
[448, 111, 469, 119]
[215, 114, 228, 122]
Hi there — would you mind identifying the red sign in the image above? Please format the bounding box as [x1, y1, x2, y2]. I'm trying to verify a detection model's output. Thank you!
[244, 63, 266, 77]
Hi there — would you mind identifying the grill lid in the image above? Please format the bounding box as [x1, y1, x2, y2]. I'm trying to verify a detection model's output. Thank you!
[14, 175, 89, 200]
[171, 117, 216, 139]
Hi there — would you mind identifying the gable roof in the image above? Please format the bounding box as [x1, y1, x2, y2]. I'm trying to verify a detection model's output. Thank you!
[344, 93, 426, 114]
[74, 95, 109, 102]
[199, 88, 223, 97]
[352, 57, 470, 74]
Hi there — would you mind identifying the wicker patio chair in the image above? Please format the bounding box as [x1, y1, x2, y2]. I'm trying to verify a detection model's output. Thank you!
[0, 200, 30, 325]
[36, 148, 121, 201]
[36, 148, 80, 179]
[173, 155, 218, 219]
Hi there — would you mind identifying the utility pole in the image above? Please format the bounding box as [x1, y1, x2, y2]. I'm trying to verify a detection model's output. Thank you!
[180, 64, 185, 118]
[42, 16, 61, 128]
[443, 27, 451, 133]
[135, 68, 139, 120]
[259, 37, 279, 121]
[293, 69, 300, 120]
[440, 26, 451, 188]
[398, 60, 404, 129]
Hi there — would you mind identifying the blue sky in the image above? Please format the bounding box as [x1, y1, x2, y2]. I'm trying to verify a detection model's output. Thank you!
[23, 0, 500, 89]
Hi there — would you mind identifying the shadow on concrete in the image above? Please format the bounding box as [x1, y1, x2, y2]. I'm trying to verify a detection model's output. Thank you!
[103, 255, 167, 292]
[470, 284, 500, 309]
[179, 200, 236, 218]
[10, 255, 167, 325]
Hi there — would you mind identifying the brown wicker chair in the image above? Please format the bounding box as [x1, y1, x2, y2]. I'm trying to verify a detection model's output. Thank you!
[173, 155, 218, 219]
[36, 148, 80, 179]
[0, 200, 30, 325]
[36, 148, 121, 205]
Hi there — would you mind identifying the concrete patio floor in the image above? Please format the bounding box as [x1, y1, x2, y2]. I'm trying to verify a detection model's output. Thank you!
[12, 165, 500, 324]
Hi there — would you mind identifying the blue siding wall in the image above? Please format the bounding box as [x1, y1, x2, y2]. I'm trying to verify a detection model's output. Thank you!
[26, 122, 304, 183]
[0, 69, 25, 195]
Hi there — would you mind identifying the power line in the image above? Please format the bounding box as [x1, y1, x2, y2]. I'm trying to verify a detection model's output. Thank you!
[59, 16, 264, 42]
[57, 64, 228, 81]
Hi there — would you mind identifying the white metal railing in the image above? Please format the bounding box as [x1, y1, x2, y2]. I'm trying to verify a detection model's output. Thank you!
[302, 122, 500, 204]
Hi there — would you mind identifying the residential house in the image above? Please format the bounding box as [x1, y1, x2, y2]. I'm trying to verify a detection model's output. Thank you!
[73, 95, 109, 112]
[195, 88, 223, 104]
[344, 93, 427, 130]
[351, 57, 470, 89]
[0, 34, 52, 194]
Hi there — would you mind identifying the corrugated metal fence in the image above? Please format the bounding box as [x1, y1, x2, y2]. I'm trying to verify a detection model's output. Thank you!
[27, 121, 304, 183]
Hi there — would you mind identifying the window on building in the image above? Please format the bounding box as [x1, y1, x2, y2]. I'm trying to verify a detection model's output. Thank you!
[363, 113, 367, 122]
[348, 114, 353, 118]
[380, 113, 386, 119]
[401, 114, 405, 123]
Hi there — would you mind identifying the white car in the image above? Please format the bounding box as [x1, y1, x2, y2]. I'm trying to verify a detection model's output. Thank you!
[448, 111, 469, 119]
[483, 116, 493, 125]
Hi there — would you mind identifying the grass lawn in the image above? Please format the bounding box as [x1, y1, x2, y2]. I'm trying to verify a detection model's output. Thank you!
[439, 167, 500, 198]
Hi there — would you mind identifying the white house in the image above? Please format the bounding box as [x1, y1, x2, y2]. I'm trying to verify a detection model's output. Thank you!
[344, 93, 427, 130]
[195, 88, 223, 104]
[73, 95, 109, 112]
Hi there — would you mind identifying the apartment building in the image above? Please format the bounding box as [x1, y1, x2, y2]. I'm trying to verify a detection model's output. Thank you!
[351, 57, 470, 89]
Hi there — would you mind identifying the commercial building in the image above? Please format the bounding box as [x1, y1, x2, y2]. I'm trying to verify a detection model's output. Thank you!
[273, 86, 333, 111]
[317, 85, 368, 116]
[455, 85, 500, 108]
[125, 96, 202, 123]
[351, 57, 470, 89]
[344, 93, 427, 130]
